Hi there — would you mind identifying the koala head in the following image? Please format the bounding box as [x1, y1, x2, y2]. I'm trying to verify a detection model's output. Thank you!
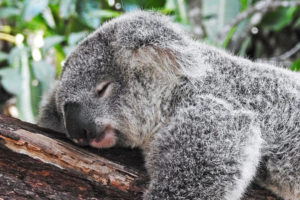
[55, 11, 190, 149]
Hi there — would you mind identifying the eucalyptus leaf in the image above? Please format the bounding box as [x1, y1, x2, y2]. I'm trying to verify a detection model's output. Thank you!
[165, 0, 176, 10]
[239, 0, 252, 11]
[68, 31, 88, 46]
[238, 37, 251, 56]
[18, 48, 35, 123]
[222, 27, 236, 48]
[22, 0, 49, 21]
[87, 10, 122, 18]
[42, 6, 56, 28]
[0, 7, 20, 18]
[294, 17, 300, 28]
[122, 0, 165, 10]
[202, 0, 241, 41]
[122, 3, 138, 11]
[8, 47, 22, 67]
[176, 0, 188, 24]
[0, 51, 8, 62]
[32, 61, 55, 91]
[262, 7, 297, 32]
[291, 58, 300, 71]
[30, 79, 41, 118]
[77, 0, 101, 28]
[59, 0, 76, 18]
[63, 46, 75, 56]
[0, 67, 22, 94]
[42, 35, 65, 53]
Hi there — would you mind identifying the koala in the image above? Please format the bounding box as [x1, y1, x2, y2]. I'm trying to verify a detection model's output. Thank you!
[38, 11, 300, 200]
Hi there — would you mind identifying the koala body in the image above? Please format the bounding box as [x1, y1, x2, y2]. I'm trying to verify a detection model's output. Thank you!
[38, 11, 300, 200]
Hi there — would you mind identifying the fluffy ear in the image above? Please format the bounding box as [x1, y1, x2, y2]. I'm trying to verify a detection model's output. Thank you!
[104, 11, 192, 78]
[118, 45, 182, 78]
[115, 44, 183, 80]
[133, 45, 181, 76]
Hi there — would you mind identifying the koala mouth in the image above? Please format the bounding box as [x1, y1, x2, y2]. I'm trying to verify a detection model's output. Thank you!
[89, 125, 117, 148]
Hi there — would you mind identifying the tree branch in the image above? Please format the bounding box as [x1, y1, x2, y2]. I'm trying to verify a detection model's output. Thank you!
[0, 114, 281, 199]
[0, 114, 147, 199]
[271, 43, 300, 61]
[218, 0, 300, 43]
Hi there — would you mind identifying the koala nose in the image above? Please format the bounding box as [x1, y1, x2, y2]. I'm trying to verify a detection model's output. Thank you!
[64, 102, 97, 146]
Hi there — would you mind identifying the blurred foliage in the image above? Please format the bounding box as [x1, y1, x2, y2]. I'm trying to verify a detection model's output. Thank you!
[0, 0, 299, 122]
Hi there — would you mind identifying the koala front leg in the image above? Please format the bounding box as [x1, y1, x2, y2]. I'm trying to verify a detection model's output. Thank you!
[143, 97, 263, 200]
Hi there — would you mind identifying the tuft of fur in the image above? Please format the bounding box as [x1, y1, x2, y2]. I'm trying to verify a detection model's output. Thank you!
[38, 11, 300, 200]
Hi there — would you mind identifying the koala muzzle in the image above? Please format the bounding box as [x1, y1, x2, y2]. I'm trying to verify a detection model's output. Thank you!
[64, 102, 98, 146]
[64, 102, 117, 148]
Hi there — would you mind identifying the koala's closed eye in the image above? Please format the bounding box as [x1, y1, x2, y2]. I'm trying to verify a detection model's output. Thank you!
[95, 81, 112, 98]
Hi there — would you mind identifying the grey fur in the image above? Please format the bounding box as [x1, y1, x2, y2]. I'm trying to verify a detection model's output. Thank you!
[37, 11, 300, 200]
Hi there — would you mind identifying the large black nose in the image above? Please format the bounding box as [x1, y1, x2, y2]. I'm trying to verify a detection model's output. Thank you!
[64, 102, 97, 145]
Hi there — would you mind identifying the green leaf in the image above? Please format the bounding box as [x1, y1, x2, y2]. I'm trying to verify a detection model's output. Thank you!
[202, 0, 241, 41]
[176, 0, 188, 24]
[59, 0, 76, 18]
[2, 47, 37, 122]
[123, 0, 165, 10]
[63, 46, 75, 56]
[0, 7, 20, 18]
[294, 17, 300, 28]
[291, 58, 300, 71]
[163, 0, 188, 23]
[254, 40, 263, 58]
[48, 0, 59, 6]
[8, 47, 22, 67]
[222, 26, 236, 48]
[77, 0, 101, 28]
[238, 37, 251, 56]
[32, 61, 55, 91]
[68, 31, 88, 46]
[18, 48, 35, 123]
[52, 46, 65, 77]
[19, 15, 48, 31]
[0, 51, 8, 62]
[165, 0, 176, 10]
[239, 0, 252, 11]
[262, 7, 297, 32]
[29, 80, 41, 118]
[42, 6, 56, 28]
[87, 10, 122, 18]
[0, 67, 22, 94]
[22, 0, 49, 21]
[42, 35, 65, 52]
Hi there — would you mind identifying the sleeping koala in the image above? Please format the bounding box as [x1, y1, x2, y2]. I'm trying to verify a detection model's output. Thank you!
[38, 11, 300, 200]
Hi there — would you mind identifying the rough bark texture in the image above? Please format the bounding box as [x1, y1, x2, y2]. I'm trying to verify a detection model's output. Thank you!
[0, 114, 280, 200]
[0, 114, 147, 200]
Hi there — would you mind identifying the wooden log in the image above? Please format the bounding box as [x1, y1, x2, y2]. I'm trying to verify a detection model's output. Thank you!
[0, 114, 280, 199]
[0, 114, 147, 199]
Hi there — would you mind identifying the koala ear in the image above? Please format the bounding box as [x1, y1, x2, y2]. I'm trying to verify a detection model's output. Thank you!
[133, 45, 181, 76]
[116, 45, 182, 78]
[106, 11, 190, 78]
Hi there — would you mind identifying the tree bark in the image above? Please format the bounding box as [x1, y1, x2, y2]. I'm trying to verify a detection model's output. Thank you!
[0, 114, 280, 200]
